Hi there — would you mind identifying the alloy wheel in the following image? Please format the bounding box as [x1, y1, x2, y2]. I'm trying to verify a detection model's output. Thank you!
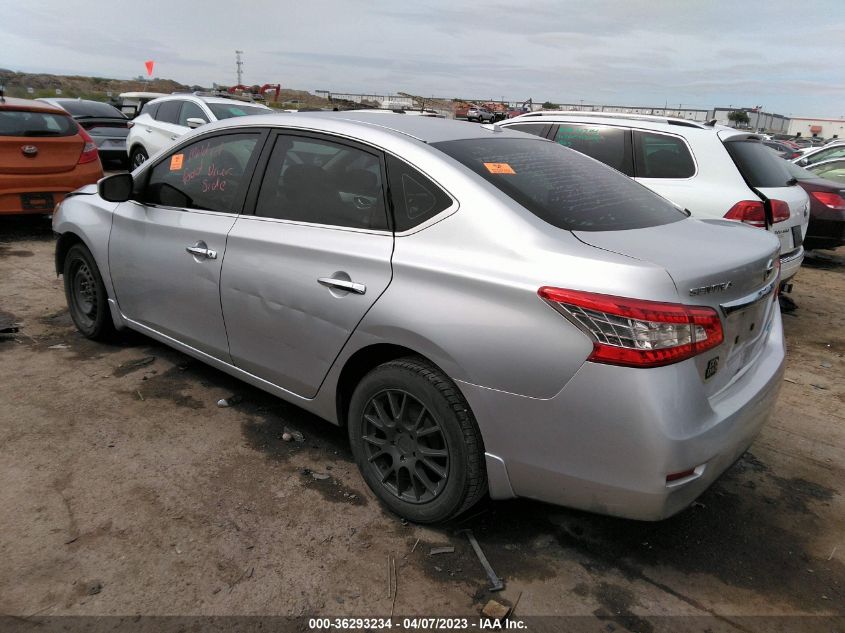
[361, 389, 449, 503]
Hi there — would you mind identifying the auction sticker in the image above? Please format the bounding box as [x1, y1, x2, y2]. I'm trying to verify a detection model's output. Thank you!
[483, 162, 516, 175]
[169, 154, 184, 170]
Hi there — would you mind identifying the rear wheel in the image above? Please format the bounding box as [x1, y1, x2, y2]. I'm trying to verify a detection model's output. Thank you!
[130, 146, 148, 169]
[348, 357, 487, 523]
[63, 243, 116, 341]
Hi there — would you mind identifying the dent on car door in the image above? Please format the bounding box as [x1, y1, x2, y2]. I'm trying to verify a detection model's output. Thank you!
[221, 132, 394, 398]
[108, 131, 265, 360]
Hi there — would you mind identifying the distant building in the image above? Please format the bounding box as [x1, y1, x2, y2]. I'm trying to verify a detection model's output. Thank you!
[786, 116, 845, 140]
[709, 107, 789, 134]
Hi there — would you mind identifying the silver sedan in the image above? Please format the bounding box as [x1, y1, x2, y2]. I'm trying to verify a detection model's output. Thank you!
[53, 113, 785, 523]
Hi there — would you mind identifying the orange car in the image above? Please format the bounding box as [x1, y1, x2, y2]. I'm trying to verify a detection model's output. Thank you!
[0, 95, 103, 215]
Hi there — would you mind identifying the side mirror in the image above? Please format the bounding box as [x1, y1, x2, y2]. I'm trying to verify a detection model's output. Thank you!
[185, 117, 206, 129]
[796, 158, 808, 167]
[98, 172, 133, 202]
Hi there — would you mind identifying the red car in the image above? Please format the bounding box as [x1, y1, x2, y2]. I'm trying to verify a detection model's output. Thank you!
[783, 159, 845, 250]
[0, 95, 103, 215]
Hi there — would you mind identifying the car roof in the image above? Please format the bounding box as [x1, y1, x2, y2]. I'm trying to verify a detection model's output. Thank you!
[148, 94, 272, 108]
[507, 110, 723, 133]
[209, 111, 533, 143]
[0, 96, 69, 114]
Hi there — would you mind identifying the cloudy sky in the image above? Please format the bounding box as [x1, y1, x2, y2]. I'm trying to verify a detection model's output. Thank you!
[3, 0, 844, 116]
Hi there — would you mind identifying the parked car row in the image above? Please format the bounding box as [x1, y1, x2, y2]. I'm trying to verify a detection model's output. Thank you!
[500, 111, 811, 282]
[53, 111, 789, 524]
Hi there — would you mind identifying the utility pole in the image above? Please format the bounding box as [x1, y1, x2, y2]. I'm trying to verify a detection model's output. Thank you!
[235, 50, 244, 85]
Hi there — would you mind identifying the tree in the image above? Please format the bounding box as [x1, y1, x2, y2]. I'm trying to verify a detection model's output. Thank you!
[542, 101, 558, 110]
[727, 110, 750, 127]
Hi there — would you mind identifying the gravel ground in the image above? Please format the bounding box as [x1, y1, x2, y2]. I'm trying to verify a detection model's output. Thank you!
[1, 215, 843, 629]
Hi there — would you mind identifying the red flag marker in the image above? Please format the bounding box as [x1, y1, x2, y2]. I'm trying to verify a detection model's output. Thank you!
[144, 60, 155, 77]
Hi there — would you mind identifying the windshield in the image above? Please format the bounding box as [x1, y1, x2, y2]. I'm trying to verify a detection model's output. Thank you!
[724, 139, 792, 188]
[57, 100, 126, 118]
[207, 103, 272, 119]
[0, 110, 77, 137]
[433, 137, 685, 231]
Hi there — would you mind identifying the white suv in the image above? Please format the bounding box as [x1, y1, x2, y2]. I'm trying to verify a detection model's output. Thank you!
[126, 93, 272, 168]
[501, 112, 810, 282]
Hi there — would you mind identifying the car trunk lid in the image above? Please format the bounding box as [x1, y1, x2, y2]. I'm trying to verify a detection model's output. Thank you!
[574, 218, 781, 396]
[0, 109, 83, 174]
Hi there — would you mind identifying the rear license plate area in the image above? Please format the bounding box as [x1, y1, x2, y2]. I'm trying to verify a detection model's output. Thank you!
[724, 300, 773, 376]
[791, 225, 803, 248]
[20, 192, 55, 211]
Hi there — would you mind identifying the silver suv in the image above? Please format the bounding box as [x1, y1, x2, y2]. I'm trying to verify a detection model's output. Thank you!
[126, 93, 272, 168]
[466, 106, 496, 123]
[54, 113, 785, 523]
[502, 112, 810, 283]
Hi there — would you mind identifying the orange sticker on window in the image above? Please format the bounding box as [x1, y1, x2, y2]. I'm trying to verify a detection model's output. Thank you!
[483, 162, 516, 174]
[169, 154, 184, 170]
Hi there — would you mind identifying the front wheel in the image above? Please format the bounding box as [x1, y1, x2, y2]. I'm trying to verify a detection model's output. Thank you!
[348, 357, 487, 523]
[130, 146, 148, 169]
[63, 243, 116, 341]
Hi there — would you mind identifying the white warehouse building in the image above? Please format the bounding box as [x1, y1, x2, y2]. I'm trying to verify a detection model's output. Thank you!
[787, 116, 845, 140]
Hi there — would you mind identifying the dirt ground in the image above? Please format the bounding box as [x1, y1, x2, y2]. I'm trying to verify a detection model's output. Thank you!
[1, 215, 843, 630]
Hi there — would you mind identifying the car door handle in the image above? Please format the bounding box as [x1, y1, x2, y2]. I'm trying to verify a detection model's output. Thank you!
[318, 277, 366, 294]
[170, 135, 178, 141]
[186, 244, 217, 260]
[145, 128, 152, 133]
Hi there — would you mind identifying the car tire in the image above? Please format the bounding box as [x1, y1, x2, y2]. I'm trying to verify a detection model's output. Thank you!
[63, 243, 117, 341]
[348, 356, 487, 523]
[130, 146, 148, 169]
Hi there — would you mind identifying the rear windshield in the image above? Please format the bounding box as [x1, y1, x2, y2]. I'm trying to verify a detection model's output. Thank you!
[207, 103, 272, 120]
[56, 100, 126, 119]
[432, 137, 685, 231]
[724, 139, 791, 188]
[0, 110, 77, 137]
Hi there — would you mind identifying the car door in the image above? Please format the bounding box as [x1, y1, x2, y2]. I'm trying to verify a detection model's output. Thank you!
[221, 131, 394, 398]
[109, 130, 266, 360]
[145, 100, 188, 156]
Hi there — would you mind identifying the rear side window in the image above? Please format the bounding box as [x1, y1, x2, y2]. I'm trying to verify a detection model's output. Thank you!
[386, 155, 453, 232]
[433, 137, 684, 231]
[806, 145, 845, 165]
[506, 123, 551, 138]
[255, 135, 388, 230]
[0, 110, 76, 137]
[139, 101, 159, 119]
[724, 140, 791, 188]
[633, 131, 695, 178]
[553, 123, 633, 175]
[142, 133, 259, 213]
[155, 100, 181, 124]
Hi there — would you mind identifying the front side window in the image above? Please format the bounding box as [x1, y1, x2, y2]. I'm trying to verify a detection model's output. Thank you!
[141, 133, 259, 213]
[255, 135, 388, 230]
[433, 137, 685, 232]
[809, 159, 845, 183]
[207, 103, 272, 120]
[633, 131, 695, 178]
[553, 123, 632, 175]
[178, 101, 208, 127]
[155, 100, 182, 124]
[386, 155, 453, 232]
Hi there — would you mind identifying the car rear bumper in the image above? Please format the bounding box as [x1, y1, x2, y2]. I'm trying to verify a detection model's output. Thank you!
[0, 164, 103, 215]
[779, 246, 804, 281]
[805, 218, 845, 250]
[459, 309, 786, 521]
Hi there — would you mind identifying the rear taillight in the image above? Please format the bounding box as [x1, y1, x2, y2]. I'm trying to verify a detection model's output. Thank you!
[771, 199, 791, 223]
[76, 125, 99, 165]
[725, 200, 766, 227]
[810, 191, 845, 211]
[538, 288, 724, 368]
